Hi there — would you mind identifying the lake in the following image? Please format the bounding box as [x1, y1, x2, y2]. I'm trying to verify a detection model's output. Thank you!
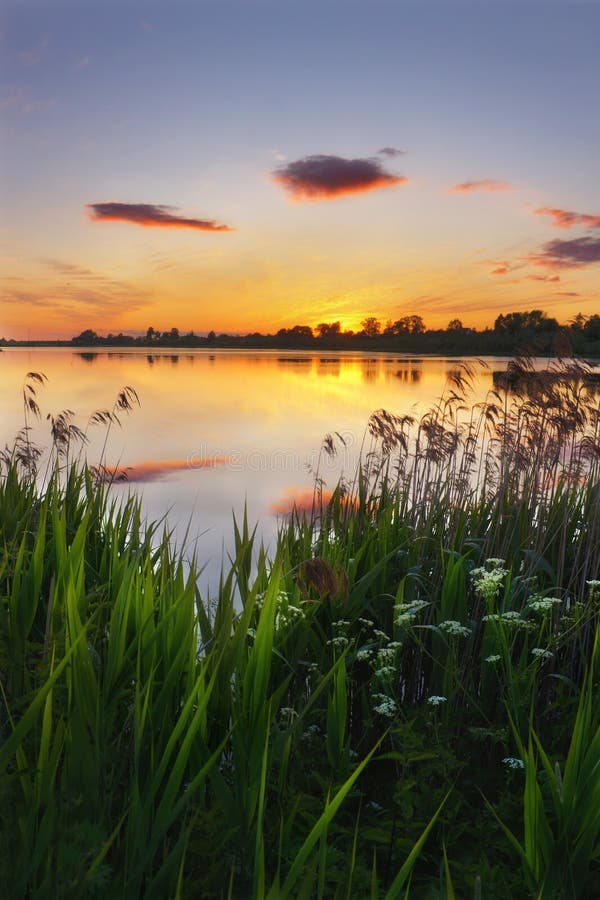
[0, 348, 536, 588]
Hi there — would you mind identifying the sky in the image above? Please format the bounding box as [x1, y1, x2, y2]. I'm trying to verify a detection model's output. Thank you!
[1, 0, 600, 339]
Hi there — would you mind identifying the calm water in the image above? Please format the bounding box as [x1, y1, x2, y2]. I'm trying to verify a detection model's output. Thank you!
[0, 348, 514, 587]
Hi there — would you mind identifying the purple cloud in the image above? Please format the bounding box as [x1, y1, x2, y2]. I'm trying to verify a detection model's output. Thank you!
[271, 154, 408, 202]
[87, 202, 234, 232]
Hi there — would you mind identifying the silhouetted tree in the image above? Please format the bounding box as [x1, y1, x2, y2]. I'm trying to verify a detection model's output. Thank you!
[316, 322, 341, 338]
[447, 318, 464, 331]
[360, 317, 382, 337]
[72, 329, 99, 345]
[385, 315, 426, 335]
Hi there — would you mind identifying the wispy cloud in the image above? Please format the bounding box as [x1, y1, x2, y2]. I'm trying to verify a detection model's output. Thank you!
[533, 206, 600, 229]
[0, 86, 55, 114]
[526, 274, 561, 283]
[270, 148, 287, 162]
[271, 154, 408, 202]
[1, 259, 151, 318]
[378, 146, 405, 157]
[19, 35, 49, 67]
[74, 56, 90, 71]
[87, 202, 235, 232]
[529, 236, 600, 269]
[451, 179, 514, 194]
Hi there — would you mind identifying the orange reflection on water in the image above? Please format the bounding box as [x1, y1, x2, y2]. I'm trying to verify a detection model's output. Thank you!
[104, 456, 230, 483]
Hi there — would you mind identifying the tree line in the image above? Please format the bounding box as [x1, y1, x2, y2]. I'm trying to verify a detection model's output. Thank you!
[5, 309, 600, 355]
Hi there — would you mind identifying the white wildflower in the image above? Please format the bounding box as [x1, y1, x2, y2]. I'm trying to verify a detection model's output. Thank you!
[527, 596, 561, 613]
[586, 580, 600, 601]
[439, 620, 471, 638]
[471, 562, 509, 605]
[395, 599, 429, 613]
[485, 654, 501, 663]
[372, 694, 398, 718]
[326, 636, 349, 649]
[427, 695, 447, 707]
[531, 647, 553, 660]
[374, 666, 396, 679]
[395, 612, 417, 626]
[502, 757, 526, 771]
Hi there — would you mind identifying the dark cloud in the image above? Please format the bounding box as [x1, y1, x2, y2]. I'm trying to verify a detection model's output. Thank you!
[533, 207, 600, 229]
[271, 154, 407, 201]
[451, 179, 514, 194]
[378, 146, 405, 157]
[87, 202, 234, 232]
[529, 236, 600, 269]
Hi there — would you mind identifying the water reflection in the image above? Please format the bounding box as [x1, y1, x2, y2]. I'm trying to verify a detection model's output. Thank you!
[0, 348, 505, 588]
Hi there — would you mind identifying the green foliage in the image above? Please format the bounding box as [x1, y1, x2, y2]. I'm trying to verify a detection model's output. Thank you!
[2, 363, 600, 896]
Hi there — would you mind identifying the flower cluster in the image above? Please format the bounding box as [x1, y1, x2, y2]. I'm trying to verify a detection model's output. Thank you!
[255, 589, 304, 632]
[586, 580, 600, 602]
[394, 598, 429, 627]
[483, 611, 532, 630]
[471, 558, 509, 605]
[372, 693, 398, 718]
[527, 595, 562, 614]
[438, 619, 471, 638]
[531, 647, 553, 660]
[327, 618, 352, 651]
[427, 695, 447, 707]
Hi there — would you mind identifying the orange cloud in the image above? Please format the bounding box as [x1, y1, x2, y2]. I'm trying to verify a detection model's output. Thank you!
[271, 154, 408, 202]
[533, 207, 600, 229]
[526, 274, 560, 283]
[87, 202, 235, 232]
[102, 457, 230, 483]
[451, 179, 514, 193]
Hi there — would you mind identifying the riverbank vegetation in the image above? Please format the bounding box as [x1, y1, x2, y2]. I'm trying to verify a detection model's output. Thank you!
[1, 361, 599, 897]
[5, 308, 600, 357]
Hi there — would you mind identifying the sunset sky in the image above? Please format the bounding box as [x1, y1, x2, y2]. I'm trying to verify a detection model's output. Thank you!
[1, 0, 600, 339]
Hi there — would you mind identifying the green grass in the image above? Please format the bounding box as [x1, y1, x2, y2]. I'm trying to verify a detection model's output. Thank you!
[1, 361, 599, 897]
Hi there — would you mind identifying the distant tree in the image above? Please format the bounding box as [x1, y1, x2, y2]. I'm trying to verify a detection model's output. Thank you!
[447, 318, 464, 331]
[288, 325, 314, 340]
[146, 326, 157, 342]
[494, 310, 558, 335]
[360, 317, 382, 337]
[207, 330, 216, 342]
[386, 315, 426, 335]
[169, 327, 180, 342]
[584, 315, 600, 340]
[408, 315, 426, 334]
[72, 329, 99, 345]
[570, 312, 587, 331]
[316, 322, 341, 338]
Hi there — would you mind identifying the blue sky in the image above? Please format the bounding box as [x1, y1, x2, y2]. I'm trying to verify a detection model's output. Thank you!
[2, 0, 599, 337]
